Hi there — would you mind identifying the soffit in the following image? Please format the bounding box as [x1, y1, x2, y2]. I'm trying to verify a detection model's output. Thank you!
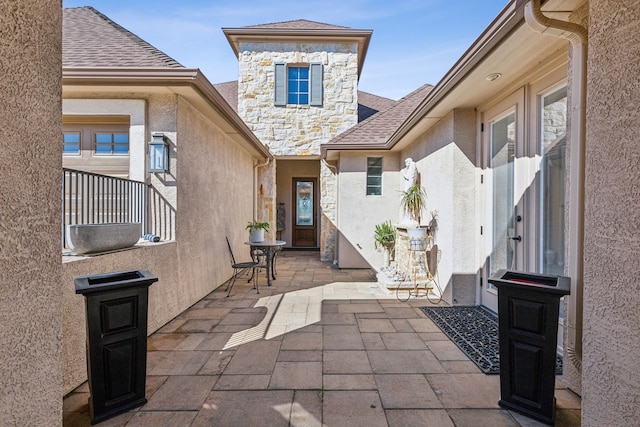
[388, 0, 574, 151]
[62, 68, 272, 160]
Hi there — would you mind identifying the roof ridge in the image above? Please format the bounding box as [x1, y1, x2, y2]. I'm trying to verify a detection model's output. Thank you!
[73, 6, 183, 68]
[243, 18, 351, 29]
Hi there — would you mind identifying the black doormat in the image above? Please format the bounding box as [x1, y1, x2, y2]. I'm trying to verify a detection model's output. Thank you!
[419, 305, 562, 375]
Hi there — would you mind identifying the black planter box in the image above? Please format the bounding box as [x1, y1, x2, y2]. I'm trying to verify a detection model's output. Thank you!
[75, 269, 158, 425]
[488, 269, 570, 426]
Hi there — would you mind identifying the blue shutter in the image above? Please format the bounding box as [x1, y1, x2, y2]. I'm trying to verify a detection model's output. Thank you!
[274, 63, 286, 106]
[309, 63, 323, 106]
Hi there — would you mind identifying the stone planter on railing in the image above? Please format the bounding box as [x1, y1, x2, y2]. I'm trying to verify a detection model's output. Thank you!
[66, 222, 142, 255]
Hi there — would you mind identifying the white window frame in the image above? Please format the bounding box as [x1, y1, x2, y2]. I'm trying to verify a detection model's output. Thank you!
[366, 156, 383, 196]
[274, 62, 323, 107]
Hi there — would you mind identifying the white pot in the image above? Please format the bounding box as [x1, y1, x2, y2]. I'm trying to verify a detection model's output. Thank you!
[407, 227, 427, 251]
[382, 248, 390, 267]
[249, 228, 265, 243]
[66, 222, 141, 254]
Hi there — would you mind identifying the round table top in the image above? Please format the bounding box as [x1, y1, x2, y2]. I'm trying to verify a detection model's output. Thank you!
[245, 240, 286, 247]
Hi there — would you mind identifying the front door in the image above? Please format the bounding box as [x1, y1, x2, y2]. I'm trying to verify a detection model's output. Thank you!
[482, 91, 525, 312]
[292, 178, 317, 247]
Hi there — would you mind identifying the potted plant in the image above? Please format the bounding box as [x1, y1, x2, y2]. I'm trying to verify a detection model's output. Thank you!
[401, 184, 428, 249]
[246, 220, 270, 243]
[401, 184, 426, 225]
[374, 220, 397, 267]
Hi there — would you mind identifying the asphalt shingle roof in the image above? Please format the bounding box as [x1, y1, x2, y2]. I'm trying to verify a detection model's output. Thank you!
[324, 84, 434, 147]
[63, 7, 183, 68]
[242, 19, 350, 30]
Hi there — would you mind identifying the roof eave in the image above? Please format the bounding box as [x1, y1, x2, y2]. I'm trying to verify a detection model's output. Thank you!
[222, 27, 373, 80]
[386, 0, 524, 148]
[321, 142, 391, 160]
[62, 67, 273, 160]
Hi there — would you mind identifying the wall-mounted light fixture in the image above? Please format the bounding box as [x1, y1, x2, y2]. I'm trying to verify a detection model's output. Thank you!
[148, 132, 169, 173]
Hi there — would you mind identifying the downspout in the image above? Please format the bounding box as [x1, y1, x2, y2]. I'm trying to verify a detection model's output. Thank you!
[525, 0, 587, 371]
[254, 157, 271, 222]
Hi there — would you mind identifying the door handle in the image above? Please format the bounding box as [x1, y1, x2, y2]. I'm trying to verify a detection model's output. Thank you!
[509, 235, 522, 242]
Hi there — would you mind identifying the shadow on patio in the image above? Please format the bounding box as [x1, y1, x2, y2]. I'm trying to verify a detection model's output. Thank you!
[63, 251, 581, 426]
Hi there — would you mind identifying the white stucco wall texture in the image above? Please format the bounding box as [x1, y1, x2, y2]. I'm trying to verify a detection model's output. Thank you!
[0, 2, 63, 425]
[401, 110, 478, 305]
[61, 93, 259, 395]
[337, 152, 401, 268]
[582, 1, 640, 425]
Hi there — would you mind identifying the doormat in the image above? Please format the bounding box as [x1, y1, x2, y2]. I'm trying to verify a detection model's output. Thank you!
[419, 305, 562, 375]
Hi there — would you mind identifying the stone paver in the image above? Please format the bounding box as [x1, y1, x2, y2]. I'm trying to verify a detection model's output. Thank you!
[143, 375, 217, 411]
[323, 390, 387, 427]
[63, 251, 581, 426]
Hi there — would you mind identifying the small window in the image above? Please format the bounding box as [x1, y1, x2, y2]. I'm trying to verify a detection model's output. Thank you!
[275, 63, 323, 106]
[367, 157, 383, 195]
[63, 132, 80, 155]
[94, 132, 129, 155]
[287, 67, 309, 105]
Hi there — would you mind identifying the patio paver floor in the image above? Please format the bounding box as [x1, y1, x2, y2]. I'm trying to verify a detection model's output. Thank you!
[63, 250, 581, 426]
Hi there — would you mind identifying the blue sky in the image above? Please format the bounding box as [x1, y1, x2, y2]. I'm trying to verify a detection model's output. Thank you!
[62, 0, 508, 100]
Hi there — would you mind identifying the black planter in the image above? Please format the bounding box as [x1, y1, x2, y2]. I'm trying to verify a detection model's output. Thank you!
[488, 269, 570, 426]
[75, 269, 158, 425]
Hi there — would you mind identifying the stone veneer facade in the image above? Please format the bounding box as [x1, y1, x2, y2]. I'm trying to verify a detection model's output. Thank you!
[237, 41, 359, 260]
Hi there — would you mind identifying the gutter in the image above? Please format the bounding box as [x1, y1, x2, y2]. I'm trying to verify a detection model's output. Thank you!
[524, 0, 587, 373]
[62, 67, 273, 160]
[385, 0, 524, 148]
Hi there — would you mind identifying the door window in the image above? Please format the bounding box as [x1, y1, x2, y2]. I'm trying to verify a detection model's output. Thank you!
[490, 111, 516, 280]
[296, 181, 314, 226]
[539, 86, 567, 275]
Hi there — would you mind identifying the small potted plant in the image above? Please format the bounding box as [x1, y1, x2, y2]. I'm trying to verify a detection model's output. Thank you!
[401, 184, 428, 249]
[374, 220, 397, 267]
[246, 220, 270, 243]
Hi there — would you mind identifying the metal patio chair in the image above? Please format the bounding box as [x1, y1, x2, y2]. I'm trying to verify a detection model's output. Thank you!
[225, 237, 260, 297]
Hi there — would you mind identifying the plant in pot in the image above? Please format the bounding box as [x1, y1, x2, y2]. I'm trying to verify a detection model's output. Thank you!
[374, 220, 397, 267]
[246, 220, 270, 243]
[401, 184, 428, 250]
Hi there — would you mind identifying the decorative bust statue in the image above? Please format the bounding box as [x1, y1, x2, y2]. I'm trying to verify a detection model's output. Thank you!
[401, 158, 417, 192]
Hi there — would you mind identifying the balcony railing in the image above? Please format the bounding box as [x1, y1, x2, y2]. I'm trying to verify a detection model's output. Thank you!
[62, 168, 148, 249]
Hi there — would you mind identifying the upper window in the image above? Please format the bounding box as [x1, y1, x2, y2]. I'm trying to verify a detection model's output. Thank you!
[63, 132, 80, 155]
[95, 132, 129, 155]
[275, 63, 323, 107]
[287, 67, 309, 105]
[62, 116, 131, 177]
[367, 157, 383, 196]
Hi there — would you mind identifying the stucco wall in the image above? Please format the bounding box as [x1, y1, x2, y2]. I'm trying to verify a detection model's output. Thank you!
[337, 152, 401, 268]
[176, 96, 256, 299]
[63, 98, 147, 181]
[61, 95, 259, 394]
[0, 1, 62, 425]
[401, 110, 478, 305]
[582, 1, 640, 425]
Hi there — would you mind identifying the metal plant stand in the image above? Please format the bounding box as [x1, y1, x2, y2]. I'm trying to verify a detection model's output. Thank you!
[395, 236, 441, 303]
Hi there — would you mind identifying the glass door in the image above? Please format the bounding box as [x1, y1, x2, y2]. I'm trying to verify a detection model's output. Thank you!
[481, 91, 525, 312]
[292, 178, 317, 247]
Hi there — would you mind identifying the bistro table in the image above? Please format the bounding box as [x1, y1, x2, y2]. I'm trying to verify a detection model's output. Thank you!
[245, 240, 286, 286]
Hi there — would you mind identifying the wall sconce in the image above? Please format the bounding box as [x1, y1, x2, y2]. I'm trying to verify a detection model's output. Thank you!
[148, 132, 169, 173]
